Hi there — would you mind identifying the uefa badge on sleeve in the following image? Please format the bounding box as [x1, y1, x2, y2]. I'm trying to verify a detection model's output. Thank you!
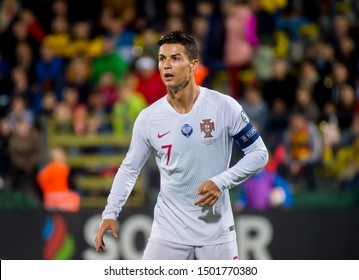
[241, 111, 249, 123]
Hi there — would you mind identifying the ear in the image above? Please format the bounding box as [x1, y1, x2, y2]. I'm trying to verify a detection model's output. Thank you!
[190, 59, 199, 72]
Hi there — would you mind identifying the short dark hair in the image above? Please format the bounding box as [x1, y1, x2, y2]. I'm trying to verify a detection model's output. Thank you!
[157, 30, 198, 60]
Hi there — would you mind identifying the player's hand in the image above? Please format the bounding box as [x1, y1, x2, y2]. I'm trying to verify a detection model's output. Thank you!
[94, 219, 118, 252]
[194, 180, 222, 207]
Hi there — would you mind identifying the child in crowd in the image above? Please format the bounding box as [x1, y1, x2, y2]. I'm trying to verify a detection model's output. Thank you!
[234, 145, 293, 211]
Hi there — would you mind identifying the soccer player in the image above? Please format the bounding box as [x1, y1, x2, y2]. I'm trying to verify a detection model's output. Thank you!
[95, 30, 269, 259]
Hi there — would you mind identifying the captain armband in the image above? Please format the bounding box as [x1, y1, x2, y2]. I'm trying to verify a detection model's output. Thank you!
[233, 123, 260, 150]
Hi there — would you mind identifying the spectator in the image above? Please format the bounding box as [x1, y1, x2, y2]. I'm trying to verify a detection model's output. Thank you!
[342, 112, 359, 147]
[10, 66, 32, 107]
[9, 118, 41, 202]
[239, 85, 269, 132]
[87, 90, 111, 133]
[275, 5, 312, 62]
[0, 0, 21, 34]
[91, 37, 129, 85]
[297, 59, 320, 94]
[42, 16, 70, 57]
[307, 41, 334, 80]
[336, 35, 358, 85]
[0, 0, 22, 61]
[37, 147, 80, 212]
[234, 166, 293, 211]
[106, 16, 136, 62]
[276, 5, 311, 42]
[20, 9, 46, 44]
[51, 0, 69, 18]
[328, 62, 351, 106]
[336, 84, 356, 130]
[7, 95, 34, 130]
[65, 55, 93, 104]
[68, 20, 90, 57]
[328, 13, 352, 60]
[9, 18, 41, 64]
[191, 15, 210, 62]
[135, 55, 167, 105]
[14, 41, 36, 84]
[61, 86, 86, 114]
[190, 17, 210, 86]
[35, 43, 65, 100]
[253, 40, 275, 83]
[193, 61, 209, 87]
[282, 111, 323, 190]
[61, 86, 87, 135]
[234, 144, 292, 211]
[65, 20, 102, 58]
[223, 0, 259, 98]
[96, 71, 118, 110]
[292, 86, 320, 123]
[320, 111, 341, 182]
[135, 27, 161, 62]
[166, 0, 186, 18]
[112, 72, 147, 135]
[262, 57, 297, 110]
[265, 98, 289, 152]
[135, 0, 159, 30]
[251, 0, 278, 43]
[52, 101, 72, 134]
[161, 0, 188, 34]
[195, 0, 224, 72]
[162, 16, 187, 34]
[37, 90, 57, 119]
[338, 139, 359, 190]
[102, 0, 137, 28]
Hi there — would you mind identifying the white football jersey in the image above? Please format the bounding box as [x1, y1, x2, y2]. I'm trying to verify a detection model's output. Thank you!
[102, 86, 268, 246]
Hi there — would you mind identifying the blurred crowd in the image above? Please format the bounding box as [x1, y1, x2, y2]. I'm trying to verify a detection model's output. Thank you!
[1, 0, 359, 210]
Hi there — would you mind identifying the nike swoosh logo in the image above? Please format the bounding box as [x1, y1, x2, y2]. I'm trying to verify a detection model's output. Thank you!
[157, 131, 171, 138]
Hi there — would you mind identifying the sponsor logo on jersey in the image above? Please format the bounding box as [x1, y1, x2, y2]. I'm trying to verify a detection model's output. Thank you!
[181, 123, 193, 138]
[157, 131, 171, 138]
[200, 119, 215, 138]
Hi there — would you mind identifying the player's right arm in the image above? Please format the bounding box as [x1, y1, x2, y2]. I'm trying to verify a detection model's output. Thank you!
[94, 110, 152, 250]
[95, 219, 118, 252]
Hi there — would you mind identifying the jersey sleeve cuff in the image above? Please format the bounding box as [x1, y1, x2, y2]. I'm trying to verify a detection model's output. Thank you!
[102, 213, 117, 220]
[210, 177, 227, 193]
[102, 207, 120, 220]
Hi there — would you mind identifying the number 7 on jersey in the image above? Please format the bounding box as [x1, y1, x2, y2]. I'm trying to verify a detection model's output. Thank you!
[161, 144, 172, 165]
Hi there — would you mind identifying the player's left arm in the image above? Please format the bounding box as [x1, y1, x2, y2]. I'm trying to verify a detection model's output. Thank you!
[209, 98, 269, 195]
[195, 135, 268, 207]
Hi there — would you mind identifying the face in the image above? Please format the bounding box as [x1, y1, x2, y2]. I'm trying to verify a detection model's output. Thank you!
[158, 44, 196, 92]
[290, 114, 306, 131]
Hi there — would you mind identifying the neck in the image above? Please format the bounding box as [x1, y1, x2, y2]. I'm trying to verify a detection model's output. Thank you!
[166, 81, 200, 114]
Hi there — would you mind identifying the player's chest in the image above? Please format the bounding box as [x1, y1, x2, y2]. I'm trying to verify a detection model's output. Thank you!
[148, 113, 224, 151]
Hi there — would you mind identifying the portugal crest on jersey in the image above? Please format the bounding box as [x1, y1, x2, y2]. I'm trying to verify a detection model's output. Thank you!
[200, 119, 215, 138]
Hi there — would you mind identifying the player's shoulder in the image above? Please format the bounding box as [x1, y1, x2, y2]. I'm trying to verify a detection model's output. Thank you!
[137, 96, 166, 121]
